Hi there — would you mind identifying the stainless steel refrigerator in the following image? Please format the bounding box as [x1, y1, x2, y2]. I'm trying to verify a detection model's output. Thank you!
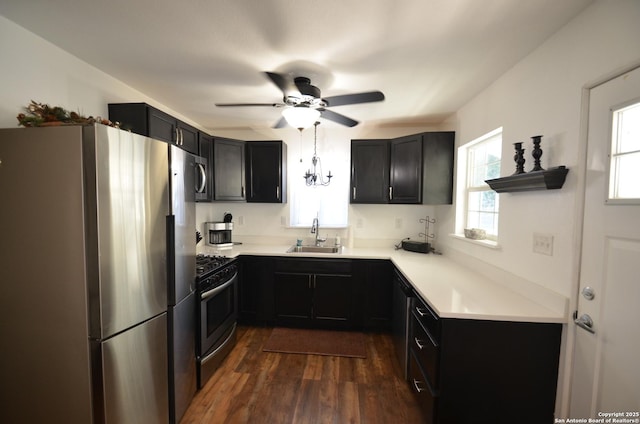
[167, 144, 197, 424]
[0, 124, 195, 424]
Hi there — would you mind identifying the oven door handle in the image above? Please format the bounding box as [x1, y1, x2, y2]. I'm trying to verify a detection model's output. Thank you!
[201, 273, 237, 301]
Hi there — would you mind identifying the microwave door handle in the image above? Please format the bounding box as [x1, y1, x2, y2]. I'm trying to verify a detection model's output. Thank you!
[201, 273, 237, 301]
[196, 163, 206, 193]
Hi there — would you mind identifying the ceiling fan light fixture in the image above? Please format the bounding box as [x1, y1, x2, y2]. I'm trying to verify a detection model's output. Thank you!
[282, 106, 321, 129]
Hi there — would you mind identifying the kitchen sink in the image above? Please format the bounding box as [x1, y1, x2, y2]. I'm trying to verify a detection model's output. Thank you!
[286, 245, 341, 254]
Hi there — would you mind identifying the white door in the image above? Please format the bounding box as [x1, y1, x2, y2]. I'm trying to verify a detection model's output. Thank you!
[570, 66, 640, 417]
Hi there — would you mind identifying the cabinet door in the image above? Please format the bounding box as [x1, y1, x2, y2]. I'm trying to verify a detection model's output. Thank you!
[361, 260, 393, 330]
[422, 132, 454, 204]
[273, 272, 313, 325]
[213, 138, 245, 201]
[390, 134, 423, 204]
[177, 122, 199, 155]
[148, 107, 178, 144]
[351, 139, 390, 203]
[246, 141, 286, 203]
[313, 274, 353, 328]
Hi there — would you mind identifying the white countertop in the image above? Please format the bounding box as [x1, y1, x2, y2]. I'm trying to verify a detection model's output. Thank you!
[199, 243, 567, 324]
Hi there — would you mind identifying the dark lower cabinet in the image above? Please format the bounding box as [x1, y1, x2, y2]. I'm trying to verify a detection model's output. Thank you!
[273, 258, 354, 329]
[408, 296, 562, 424]
[238, 256, 273, 324]
[355, 259, 393, 330]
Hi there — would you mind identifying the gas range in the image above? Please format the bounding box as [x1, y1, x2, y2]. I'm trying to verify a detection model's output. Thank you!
[196, 254, 235, 280]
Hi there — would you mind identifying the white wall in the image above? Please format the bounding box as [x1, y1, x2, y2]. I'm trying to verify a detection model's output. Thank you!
[0, 15, 446, 248]
[438, 0, 640, 299]
[0, 16, 202, 130]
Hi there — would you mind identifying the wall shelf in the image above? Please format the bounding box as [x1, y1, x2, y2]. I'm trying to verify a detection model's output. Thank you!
[485, 166, 569, 193]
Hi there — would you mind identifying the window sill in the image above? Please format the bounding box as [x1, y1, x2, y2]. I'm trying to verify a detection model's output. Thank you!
[450, 233, 501, 249]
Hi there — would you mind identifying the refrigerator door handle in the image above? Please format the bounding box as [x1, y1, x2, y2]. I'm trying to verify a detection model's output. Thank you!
[166, 215, 176, 293]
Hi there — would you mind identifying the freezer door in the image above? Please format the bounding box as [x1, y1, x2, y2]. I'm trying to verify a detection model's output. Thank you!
[169, 291, 197, 423]
[99, 313, 169, 424]
[168, 145, 196, 305]
[86, 125, 170, 339]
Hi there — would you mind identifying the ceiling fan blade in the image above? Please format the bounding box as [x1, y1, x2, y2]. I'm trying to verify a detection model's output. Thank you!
[215, 103, 284, 107]
[323, 91, 385, 107]
[264, 72, 301, 99]
[319, 109, 359, 127]
[272, 116, 288, 129]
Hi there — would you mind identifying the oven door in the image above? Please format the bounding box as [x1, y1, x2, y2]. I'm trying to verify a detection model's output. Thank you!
[199, 269, 238, 356]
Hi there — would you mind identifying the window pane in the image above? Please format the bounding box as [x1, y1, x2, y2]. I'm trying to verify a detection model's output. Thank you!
[616, 103, 640, 154]
[611, 152, 640, 198]
[610, 102, 640, 200]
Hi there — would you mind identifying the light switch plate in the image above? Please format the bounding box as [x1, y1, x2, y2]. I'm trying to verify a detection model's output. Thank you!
[533, 233, 553, 256]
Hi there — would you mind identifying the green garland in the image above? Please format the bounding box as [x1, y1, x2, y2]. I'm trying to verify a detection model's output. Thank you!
[17, 100, 119, 128]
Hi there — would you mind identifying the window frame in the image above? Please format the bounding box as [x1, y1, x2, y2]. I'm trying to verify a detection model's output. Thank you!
[606, 98, 640, 204]
[455, 128, 502, 244]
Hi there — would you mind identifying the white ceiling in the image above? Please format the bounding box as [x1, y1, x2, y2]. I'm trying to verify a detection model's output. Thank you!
[0, 0, 594, 132]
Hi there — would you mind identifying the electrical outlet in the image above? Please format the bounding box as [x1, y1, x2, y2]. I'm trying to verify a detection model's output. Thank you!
[280, 216, 287, 226]
[238, 216, 244, 225]
[395, 218, 403, 229]
[533, 233, 553, 256]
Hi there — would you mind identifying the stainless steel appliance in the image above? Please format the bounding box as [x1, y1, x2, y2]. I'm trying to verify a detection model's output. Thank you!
[205, 221, 233, 248]
[0, 124, 195, 424]
[0, 125, 167, 423]
[195, 255, 238, 388]
[392, 268, 413, 379]
[195, 155, 208, 202]
[167, 145, 198, 424]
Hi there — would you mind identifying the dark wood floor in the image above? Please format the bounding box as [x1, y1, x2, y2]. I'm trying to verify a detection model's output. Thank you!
[180, 325, 426, 424]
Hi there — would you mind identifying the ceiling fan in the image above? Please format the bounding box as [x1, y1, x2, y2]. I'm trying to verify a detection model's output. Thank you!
[215, 72, 385, 129]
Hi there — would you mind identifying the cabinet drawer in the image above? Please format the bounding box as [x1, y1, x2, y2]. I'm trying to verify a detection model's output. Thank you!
[410, 312, 439, 389]
[275, 258, 352, 275]
[408, 349, 437, 423]
[412, 296, 440, 342]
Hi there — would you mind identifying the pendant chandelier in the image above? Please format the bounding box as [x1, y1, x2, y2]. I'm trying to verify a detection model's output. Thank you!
[303, 121, 333, 186]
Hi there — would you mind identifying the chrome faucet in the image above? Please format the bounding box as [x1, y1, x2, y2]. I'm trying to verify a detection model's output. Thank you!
[310, 215, 326, 246]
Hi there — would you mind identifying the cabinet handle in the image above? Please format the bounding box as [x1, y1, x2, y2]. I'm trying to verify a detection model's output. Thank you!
[389, 186, 393, 200]
[352, 187, 356, 199]
[415, 307, 428, 317]
[241, 186, 245, 198]
[412, 379, 425, 393]
[414, 337, 425, 350]
[179, 129, 184, 145]
[175, 128, 180, 145]
[276, 186, 280, 200]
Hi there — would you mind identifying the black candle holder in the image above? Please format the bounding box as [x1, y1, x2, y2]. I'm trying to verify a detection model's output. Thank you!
[531, 135, 544, 171]
[513, 142, 525, 175]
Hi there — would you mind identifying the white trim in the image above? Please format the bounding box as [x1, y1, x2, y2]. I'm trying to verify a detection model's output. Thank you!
[449, 233, 501, 249]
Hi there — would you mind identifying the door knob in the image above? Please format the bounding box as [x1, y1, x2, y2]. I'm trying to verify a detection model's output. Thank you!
[581, 286, 595, 300]
[574, 313, 595, 334]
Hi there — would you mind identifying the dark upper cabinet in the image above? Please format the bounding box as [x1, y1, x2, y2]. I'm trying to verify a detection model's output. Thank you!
[213, 137, 245, 201]
[108, 102, 199, 154]
[422, 132, 455, 204]
[390, 134, 423, 204]
[351, 139, 390, 203]
[350, 132, 454, 205]
[245, 141, 287, 203]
